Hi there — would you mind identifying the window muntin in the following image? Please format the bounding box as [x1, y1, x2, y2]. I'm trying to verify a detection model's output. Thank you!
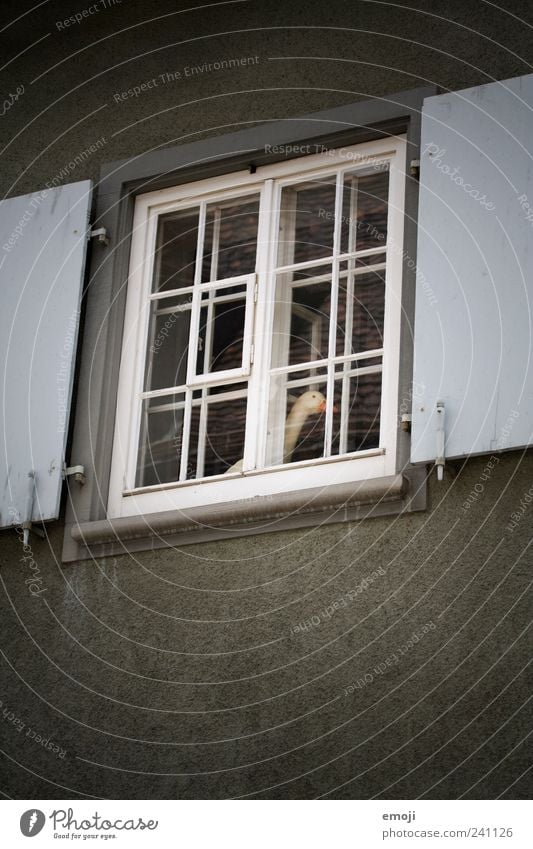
[110, 138, 406, 515]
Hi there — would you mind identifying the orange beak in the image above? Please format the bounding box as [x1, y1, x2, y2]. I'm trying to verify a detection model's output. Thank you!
[319, 399, 339, 413]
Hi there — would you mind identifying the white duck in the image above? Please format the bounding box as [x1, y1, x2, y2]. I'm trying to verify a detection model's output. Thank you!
[225, 390, 329, 473]
[282, 390, 328, 462]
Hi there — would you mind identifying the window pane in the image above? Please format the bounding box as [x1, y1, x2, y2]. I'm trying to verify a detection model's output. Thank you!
[136, 394, 187, 487]
[355, 251, 387, 267]
[336, 264, 386, 356]
[136, 387, 248, 487]
[204, 394, 248, 477]
[332, 368, 382, 454]
[144, 294, 192, 391]
[197, 285, 247, 375]
[153, 209, 199, 292]
[202, 195, 259, 282]
[266, 369, 328, 466]
[277, 177, 336, 266]
[272, 264, 331, 368]
[340, 167, 389, 253]
[186, 388, 248, 478]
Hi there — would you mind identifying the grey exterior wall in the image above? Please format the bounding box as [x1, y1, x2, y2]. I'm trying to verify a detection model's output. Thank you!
[0, 0, 531, 799]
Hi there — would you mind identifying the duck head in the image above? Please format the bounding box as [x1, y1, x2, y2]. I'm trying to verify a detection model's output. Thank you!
[295, 390, 337, 415]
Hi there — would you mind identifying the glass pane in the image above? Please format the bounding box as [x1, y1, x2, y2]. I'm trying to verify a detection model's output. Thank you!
[197, 286, 247, 375]
[266, 369, 328, 466]
[153, 209, 199, 292]
[336, 264, 386, 356]
[341, 167, 389, 253]
[184, 388, 248, 478]
[136, 394, 187, 487]
[202, 195, 259, 282]
[144, 294, 192, 391]
[334, 354, 382, 377]
[331, 368, 382, 455]
[187, 403, 202, 480]
[355, 251, 386, 267]
[271, 264, 331, 369]
[277, 177, 336, 266]
[203, 394, 248, 477]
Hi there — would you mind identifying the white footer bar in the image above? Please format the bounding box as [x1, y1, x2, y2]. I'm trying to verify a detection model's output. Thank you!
[2, 799, 531, 848]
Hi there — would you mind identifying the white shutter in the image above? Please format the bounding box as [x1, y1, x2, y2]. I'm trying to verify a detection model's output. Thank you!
[411, 74, 533, 465]
[0, 180, 92, 527]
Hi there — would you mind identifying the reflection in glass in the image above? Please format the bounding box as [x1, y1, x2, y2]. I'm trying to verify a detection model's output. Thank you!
[136, 394, 186, 487]
[336, 264, 386, 357]
[271, 265, 332, 369]
[187, 389, 248, 478]
[278, 178, 336, 266]
[204, 395, 247, 477]
[289, 282, 330, 364]
[341, 167, 389, 253]
[197, 288, 247, 375]
[202, 196, 259, 282]
[144, 294, 192, 391]
[332, 369, 382, 455]
[152, 209, 199, 292]
[136, 388, 248, 486]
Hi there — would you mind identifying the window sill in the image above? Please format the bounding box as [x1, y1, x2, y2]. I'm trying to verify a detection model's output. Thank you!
[123, 447, 386, 496]
[63, 469, 427, 562]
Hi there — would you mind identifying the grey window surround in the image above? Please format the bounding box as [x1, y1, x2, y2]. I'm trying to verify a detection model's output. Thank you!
[62, 85, 435, 563]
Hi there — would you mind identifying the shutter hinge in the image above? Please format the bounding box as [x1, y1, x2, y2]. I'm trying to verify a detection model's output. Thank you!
[89, 227, 110, 246]
[400, 413, 412, 433]
[63, 463, 86, 485]
[410, 159, 420, 179]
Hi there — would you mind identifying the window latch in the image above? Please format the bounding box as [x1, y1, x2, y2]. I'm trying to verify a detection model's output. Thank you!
[13, 471, 44, 544]
[21, 470, 36, 545]
[435, 400, 445, 481]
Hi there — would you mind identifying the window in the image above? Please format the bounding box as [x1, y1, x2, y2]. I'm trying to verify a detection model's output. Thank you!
[108, 137, 406, 519]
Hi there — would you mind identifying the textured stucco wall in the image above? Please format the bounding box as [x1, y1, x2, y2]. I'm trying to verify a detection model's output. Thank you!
[0, 0, 531, 799]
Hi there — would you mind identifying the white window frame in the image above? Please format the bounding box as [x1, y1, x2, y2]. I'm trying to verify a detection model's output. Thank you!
[108, 136, 407, 520]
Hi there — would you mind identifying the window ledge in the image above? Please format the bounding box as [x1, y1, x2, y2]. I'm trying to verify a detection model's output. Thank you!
[64, 471, 426, 562]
